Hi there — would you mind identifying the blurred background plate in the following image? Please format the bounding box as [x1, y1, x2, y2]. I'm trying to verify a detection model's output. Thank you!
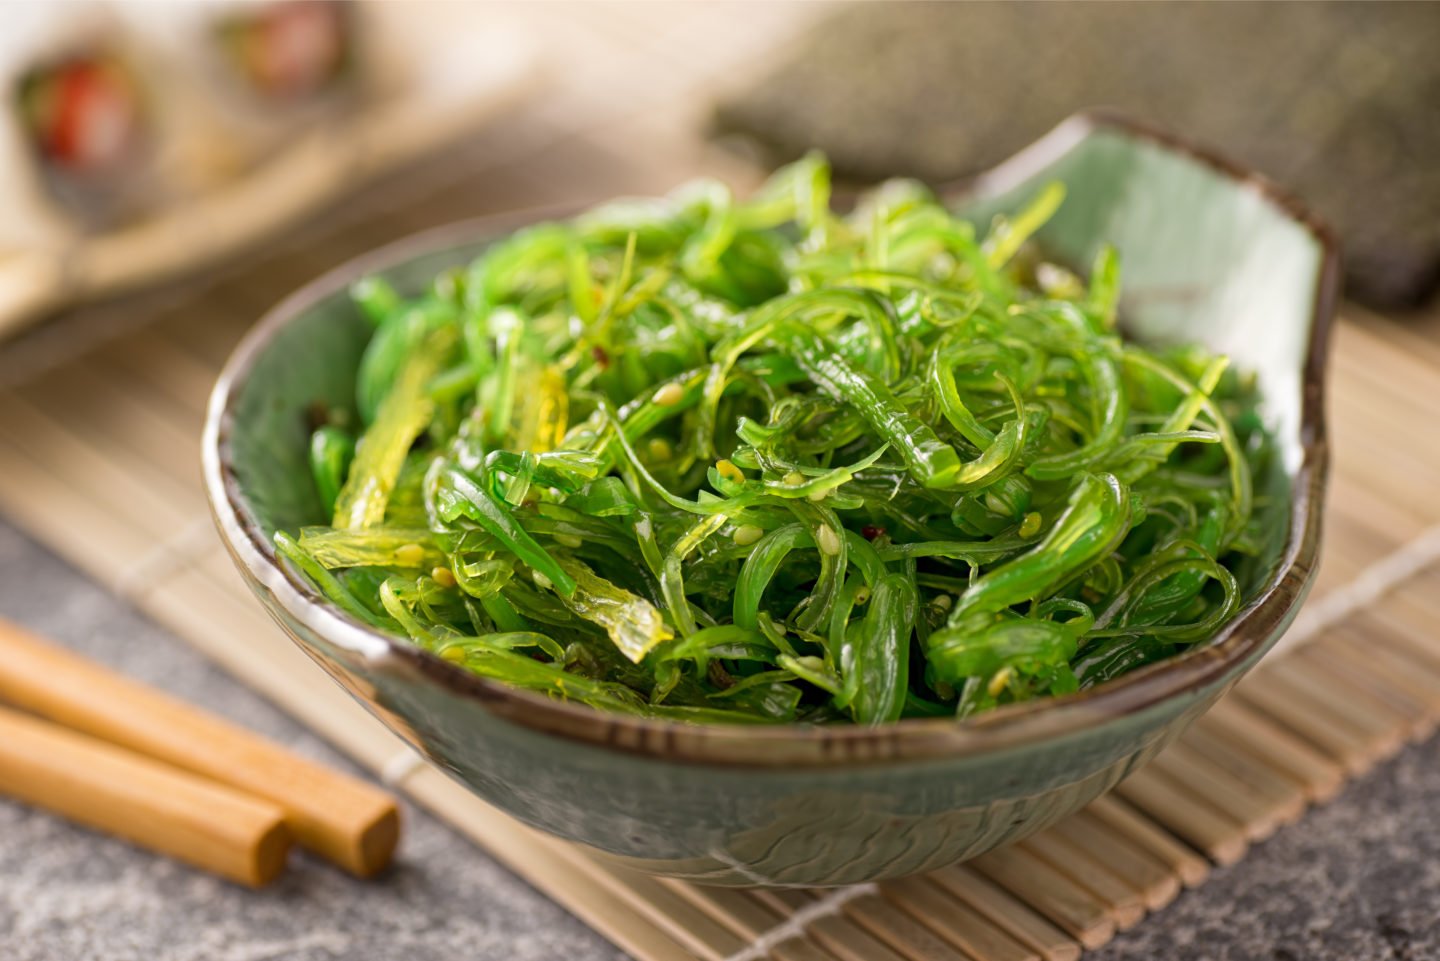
[0, 2, 542, 344]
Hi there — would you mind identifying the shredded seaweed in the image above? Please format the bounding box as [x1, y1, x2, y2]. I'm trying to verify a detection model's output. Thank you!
[275, 153, 1270, 725]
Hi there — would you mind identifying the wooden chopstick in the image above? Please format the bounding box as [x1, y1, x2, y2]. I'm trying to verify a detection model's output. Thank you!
[0, 705, 290, 887]
[0, 617, 400, 877]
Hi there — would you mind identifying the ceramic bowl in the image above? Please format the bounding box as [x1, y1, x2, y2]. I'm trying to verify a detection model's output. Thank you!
[204, 112, 1337, 886]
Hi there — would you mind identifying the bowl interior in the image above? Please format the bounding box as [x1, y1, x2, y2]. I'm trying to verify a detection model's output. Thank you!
[214, 113, 1333, 763]
[952, 117, 1331, 596]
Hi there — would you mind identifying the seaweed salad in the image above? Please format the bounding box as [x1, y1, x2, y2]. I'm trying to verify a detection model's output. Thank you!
[277, 154, 1270, 726]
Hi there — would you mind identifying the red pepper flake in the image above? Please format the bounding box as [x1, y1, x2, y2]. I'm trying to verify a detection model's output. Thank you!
[591, 345, 610, 368]
[861, 525, 886, 540]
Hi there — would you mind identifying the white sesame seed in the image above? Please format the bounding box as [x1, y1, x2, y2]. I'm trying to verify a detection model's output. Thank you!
[732, 524, 764, 546]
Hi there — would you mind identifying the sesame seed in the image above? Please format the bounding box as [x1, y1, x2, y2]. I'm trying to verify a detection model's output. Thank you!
[732, 524, 764, 546]
[987, 667, 1014, 698]
[395, 543, 425, 567]
[431, 566, 456, 588]
[1019, 512, 1042, 537]
[653, 382, 685, 406]
[815, 525, 842, 556]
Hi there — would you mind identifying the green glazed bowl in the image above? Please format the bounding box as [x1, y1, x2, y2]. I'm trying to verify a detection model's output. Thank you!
[204, 113, 1337, 886]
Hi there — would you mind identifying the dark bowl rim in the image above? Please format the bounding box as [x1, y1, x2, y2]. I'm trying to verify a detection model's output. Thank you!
[203, 109, 1339, 768]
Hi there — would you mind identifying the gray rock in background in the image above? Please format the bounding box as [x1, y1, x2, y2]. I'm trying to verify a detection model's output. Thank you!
[0, 516, 1436, 960]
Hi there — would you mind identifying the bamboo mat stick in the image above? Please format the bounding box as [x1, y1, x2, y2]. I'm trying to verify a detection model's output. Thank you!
[749, 888, 815, 915]
[0, 705, 290, 887]
[1239, 669, 1403, 766]
[733, 888, 891, 961]
[1171, 725, 1308, 822]
[1110, 767, 1247, 866]
[1325, 434, 1440, 533]
[1347, 608, 1440, 673]
[0, 618, 399, 878]
[1324, 476, 1430, 551]
[1342, 307, 1440, 372]
[1047, 811, 1180, 911]
[108, 327, 220, 416]
[1332, 354, 1440, 450]
[1330, 627, 1440, 707]
[1018, 834, 1145, 930]
[1368, 636, 1440, 697]
[1080, 795, 1209, 889]
[768, 937, 837, 961]
[1332, 321, 1440, 420]
[401, 766, 703, 961]
[566, 860, 751, 961]
[1145, 744, 1289, 842]
[149, 310, 247, 370]
[1190, 702, 1344, 802]
[1332, 356, 1440, 449]
[17, 361, 206, 491]
[882, 878, 1039, 961]
[927, 866, 1081, 961]
[1268, 646, 1418, 739]
[1310, 511, 1394, 584]
[841, 892, 978, 960]
[663, 881, 788, 941]
[77, 352, 208, 440]
[1282, 654, 1423, 739]
[969, 845, 1115, 950]
[0, 392, 199, 536]
[1383, 580, 1440, 649]
[0, 439, 155, 583]
[804, 912, 913, 961]
[1307, 642, 1440, 740]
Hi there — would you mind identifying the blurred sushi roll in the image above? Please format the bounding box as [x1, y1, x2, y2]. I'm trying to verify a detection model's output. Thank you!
[119, 0, 360, 155]
[17, 49, 145, 175]
[1, 2, 156, 239]
[214, 0, 356, 104]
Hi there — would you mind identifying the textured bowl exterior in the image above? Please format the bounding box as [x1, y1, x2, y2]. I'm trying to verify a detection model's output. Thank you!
[204, 113, 1337, 886]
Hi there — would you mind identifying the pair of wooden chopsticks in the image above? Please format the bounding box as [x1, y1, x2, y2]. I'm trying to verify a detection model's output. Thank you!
[0, 616, 400, 887]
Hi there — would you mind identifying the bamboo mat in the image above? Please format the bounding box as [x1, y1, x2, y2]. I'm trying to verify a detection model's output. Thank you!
[2, 6, 1440, 956]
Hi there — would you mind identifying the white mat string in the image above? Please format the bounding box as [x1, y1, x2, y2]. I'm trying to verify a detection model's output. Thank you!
[380, 747, 427, 789]
[1277, 521, 1440, 656]
[721, 884, 878, 961]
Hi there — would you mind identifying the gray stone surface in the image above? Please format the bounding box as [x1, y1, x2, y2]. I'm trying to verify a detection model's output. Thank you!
[0, 515, 1437, 960]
